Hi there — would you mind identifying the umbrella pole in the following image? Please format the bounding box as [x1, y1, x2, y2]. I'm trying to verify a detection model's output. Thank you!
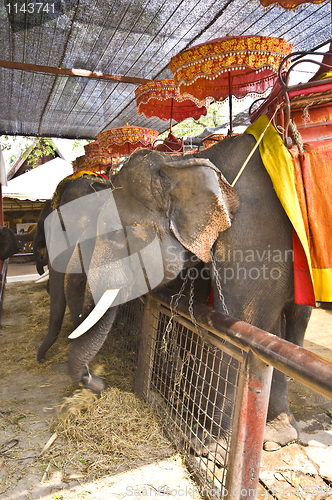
[170, 97, 174, 133]
[228, 71, 233, 136]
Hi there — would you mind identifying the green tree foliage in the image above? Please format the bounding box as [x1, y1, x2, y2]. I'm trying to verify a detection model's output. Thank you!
[20, 138, 56, 168]
[0, 136, 56, 167]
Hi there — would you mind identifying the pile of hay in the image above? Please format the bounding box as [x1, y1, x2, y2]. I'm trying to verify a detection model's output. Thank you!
[0, 281, 137, 391]
[1, 280, 174, 480]
[46, 387, 174, 478]
[0, 281, 72, 378]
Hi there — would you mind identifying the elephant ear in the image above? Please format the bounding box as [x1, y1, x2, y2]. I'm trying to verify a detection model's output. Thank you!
[160, 158, 239, 263]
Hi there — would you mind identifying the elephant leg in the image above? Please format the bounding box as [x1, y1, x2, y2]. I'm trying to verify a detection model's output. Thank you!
[37, 266, 66, 361]
[264, 301, 312, 450]
[284, 300, 312, 346]
[264, 369, 299, 450]
[214, 288, 302, 449]
[67, 306, 118, 392]
[263, 307, 307, 450]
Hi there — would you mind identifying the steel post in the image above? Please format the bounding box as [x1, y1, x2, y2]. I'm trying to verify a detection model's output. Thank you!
[225, 350, 273, 500]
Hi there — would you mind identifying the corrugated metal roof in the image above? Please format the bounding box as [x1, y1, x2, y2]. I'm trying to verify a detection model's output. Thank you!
[0, 0, 331, 139]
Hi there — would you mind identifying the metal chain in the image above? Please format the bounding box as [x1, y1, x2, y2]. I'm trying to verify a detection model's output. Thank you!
[170, 271, 189, 315]
[188, 269, 201, 334]
[162, 271, 190, 354]
[210, 249, 229, 315]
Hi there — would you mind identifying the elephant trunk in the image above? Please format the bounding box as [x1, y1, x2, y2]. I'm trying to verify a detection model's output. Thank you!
[67, 306, 118, 392]
[68, 288, 120, 339]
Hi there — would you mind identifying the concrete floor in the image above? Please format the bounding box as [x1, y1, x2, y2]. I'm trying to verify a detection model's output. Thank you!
[6, 261, 42, 282]
[3, 260, 332, 498]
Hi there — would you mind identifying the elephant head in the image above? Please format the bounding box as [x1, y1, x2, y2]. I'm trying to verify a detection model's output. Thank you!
[68, 153, 239, 340]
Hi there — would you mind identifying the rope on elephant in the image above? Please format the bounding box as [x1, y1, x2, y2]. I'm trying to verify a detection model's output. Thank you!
[231, 103, 283, 188]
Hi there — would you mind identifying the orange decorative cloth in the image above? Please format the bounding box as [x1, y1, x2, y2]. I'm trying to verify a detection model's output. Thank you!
[246, 116, 332, 305]
[290, 140, 332, 302]
[97, 126, 159, 156]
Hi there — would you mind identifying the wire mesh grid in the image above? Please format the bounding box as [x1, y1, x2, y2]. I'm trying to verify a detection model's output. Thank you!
[139, 300, 245, 496]
[112, 297, 146, 352]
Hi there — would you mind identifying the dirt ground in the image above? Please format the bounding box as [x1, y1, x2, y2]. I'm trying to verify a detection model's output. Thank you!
[0, 262, 332, 499]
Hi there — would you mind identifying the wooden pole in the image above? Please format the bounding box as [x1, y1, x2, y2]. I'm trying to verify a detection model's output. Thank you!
[0, 59, 152, 85]
[228, 71, 233, 136]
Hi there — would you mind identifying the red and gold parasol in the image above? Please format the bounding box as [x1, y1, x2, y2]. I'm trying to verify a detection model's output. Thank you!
[259, 0, 327, 8]
[169, 35, 293, 134]
[83, 140, 116, 174]
[97, 126, 159, 156]
[135, 79, 210, 125]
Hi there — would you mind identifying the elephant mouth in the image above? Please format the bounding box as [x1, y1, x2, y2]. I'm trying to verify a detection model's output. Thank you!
[68, 288, 120, 339]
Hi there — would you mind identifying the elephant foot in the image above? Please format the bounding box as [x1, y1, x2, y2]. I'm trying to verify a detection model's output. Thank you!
[80, 371, 105, 393]
[264, 412, 299, 451]
[37, 348, 47, 362]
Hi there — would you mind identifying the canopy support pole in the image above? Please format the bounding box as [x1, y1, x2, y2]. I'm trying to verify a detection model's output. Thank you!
[228, 71, 233, 136]
[0, 59, 152, 85]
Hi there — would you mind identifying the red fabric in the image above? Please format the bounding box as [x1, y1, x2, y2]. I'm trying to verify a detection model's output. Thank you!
[135, 79, 209, 122]
[292, 229, 316, 306]
[156, 132, 184, 153]
[291, 141, 332, 270]
[208, 286, 215, 307]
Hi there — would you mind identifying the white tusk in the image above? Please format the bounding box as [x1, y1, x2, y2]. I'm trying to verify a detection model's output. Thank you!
[68, 288, 120, 339]
[35, 270, 50, 283]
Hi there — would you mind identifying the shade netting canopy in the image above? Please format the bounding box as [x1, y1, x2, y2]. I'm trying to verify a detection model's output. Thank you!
[0, 0, 331, 139]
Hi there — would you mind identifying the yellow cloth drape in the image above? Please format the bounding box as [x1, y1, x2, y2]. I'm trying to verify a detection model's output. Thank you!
[245, 115, 332, 303]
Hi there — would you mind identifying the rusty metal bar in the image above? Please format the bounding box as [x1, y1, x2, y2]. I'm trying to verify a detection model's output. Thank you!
[134, 296, 159, 399]
[0, 59, 152, 85]
[225, 351, 273, 500]
[149, 288, 332, 401]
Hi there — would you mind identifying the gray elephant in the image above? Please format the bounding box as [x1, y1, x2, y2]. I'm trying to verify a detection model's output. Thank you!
[0, 225, 21, 261]
[37, 160, 237, 395]
[38, 135, 310, 452]
[193, 133, 312, 450]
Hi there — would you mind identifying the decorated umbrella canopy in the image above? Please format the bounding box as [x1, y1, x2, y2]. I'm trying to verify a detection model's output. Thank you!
[259, 0, 327, 8]
[97, 126, 159, 156]
[83, 140, 116, 174]
[135, 79, 210, 131]
[169, 35, 293, 134]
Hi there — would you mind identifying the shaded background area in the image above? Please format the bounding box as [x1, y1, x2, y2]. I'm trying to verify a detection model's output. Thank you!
[0, 0, 331, 139]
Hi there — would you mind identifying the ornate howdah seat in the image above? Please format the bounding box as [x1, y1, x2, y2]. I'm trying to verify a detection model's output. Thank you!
[249, 40, 332, 146]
